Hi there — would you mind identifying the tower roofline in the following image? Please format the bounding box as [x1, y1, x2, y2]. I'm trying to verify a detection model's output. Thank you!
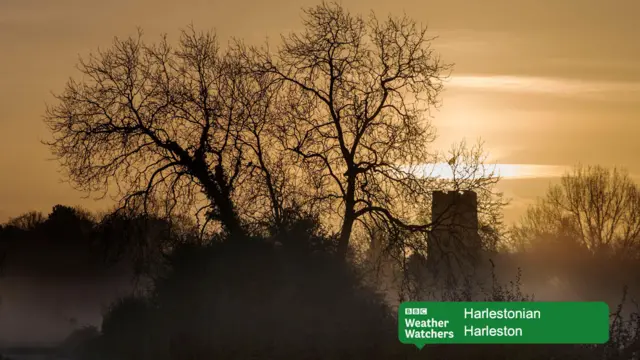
[432, 190, 477, 195]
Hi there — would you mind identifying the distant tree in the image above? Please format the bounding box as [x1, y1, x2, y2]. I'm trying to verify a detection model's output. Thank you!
[97, 206, 201, 276]
[44, 205, 96, 242]
[250, 1, 454, 258]
[6, 211, 46, 231]
[513, 165, 640, 257]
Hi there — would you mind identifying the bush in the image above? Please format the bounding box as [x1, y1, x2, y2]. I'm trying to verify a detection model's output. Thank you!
[83, 218, 406, 359]
[60, 326, 100, 360]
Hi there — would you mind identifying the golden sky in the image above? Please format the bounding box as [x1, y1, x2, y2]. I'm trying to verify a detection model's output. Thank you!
[0, 0, 638, 223]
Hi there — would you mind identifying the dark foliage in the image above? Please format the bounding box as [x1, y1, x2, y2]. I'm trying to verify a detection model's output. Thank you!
[76, 215, 405, 359]
[60, 326, 101, 359]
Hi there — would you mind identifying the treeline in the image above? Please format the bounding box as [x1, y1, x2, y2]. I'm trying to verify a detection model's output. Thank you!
[507, 165, 640, 307]
[36, 201, 640, 360]
[0, 204, 194, 277]
[0, 206, 409, 358]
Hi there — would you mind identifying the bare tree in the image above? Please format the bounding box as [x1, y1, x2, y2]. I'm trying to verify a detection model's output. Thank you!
[251, 2, 451, 258]
[44, 28, 285, 237]
[6, 211, 46, 231]
[368, 140, 505, 256]
[512, 165, 640, 257]
[44, 4, 501, 256]
[224, 61, 301, 234]
[366, 140, 506, 298]
[435, 140, 508, 252]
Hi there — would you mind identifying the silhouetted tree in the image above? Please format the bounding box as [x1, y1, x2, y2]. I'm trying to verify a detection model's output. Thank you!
[222, 64, 297, 234]
[250, 1, 453, 258]
[363, 141, 506, 270]
[439, 141, 507, 249]
[0, 205, 190, 278]
[44, 2, 502, 261]
[97, 206, 201, 276]
[513, 165, 640, 257]
[44, 205, 96, 243]
[6, 211, 46, 231]
[44, 28, 281, 238]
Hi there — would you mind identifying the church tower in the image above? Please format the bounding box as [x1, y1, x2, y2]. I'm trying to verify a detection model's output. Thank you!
[427, 190, 481, 279]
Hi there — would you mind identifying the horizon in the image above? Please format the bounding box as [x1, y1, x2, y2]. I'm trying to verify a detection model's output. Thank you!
[0, 163, 585, 225]
[3, 162, 635, 225]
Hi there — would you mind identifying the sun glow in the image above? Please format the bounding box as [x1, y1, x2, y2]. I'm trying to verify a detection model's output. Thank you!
[415, 163, 568, 180]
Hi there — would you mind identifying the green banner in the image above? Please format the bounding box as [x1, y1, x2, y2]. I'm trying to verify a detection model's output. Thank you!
[399, 302, 609, 348]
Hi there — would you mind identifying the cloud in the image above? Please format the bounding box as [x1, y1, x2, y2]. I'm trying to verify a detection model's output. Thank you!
[492, 164, 569, 179]
[414, 163, 569, 180]
[446, 75, 640, 98]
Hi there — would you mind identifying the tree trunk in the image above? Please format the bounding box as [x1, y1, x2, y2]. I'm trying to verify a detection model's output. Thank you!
[192, 161, 245, 239]
[337, 213, 355, 259]
[337, 178, 357, 259]
[216, 196, 245, 239]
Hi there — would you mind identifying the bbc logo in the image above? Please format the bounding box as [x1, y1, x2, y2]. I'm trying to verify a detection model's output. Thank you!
[405, 307, 428, 315]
